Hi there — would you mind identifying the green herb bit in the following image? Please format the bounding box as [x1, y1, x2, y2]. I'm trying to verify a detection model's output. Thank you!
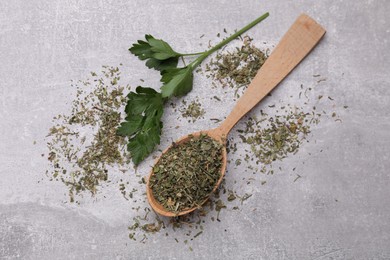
[227, 192, 236, 201]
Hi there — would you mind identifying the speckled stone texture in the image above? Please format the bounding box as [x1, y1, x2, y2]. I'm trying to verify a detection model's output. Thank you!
[0, 0, 389, 259]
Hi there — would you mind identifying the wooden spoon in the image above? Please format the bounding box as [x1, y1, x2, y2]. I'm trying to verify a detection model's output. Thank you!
[146, 14, 326, 217]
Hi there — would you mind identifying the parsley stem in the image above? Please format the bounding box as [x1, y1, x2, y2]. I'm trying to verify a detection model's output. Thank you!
[180, 52, 206, 56]
[190, 12, 269, 68]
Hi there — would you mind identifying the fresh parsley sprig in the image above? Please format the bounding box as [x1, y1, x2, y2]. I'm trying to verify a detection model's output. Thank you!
[129, 35, 180, 72]
[119, 12, 269, 165]
[117, 87, 163, 165]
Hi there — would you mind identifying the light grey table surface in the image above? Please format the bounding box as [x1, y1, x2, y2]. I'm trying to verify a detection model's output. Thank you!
[1, 0, 389, 259]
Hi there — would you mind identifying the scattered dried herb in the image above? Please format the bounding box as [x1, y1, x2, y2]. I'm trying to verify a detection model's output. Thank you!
[127, 180, 229, 243]
[149, 134, 223, 213]
[205, 36, 268, 95]
[238, 107, 316, 165]
[46, 65, 131, 202]
[128, 207, 165, 242]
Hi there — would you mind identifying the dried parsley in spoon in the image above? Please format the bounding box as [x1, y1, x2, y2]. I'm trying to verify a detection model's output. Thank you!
[149, 134, 223, 213]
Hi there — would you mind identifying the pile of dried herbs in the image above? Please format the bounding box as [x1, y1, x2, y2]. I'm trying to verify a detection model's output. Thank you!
[238, 107, 315, 165]
[149, 134, 223, 213]
[205, 36, 268, 95]
[46, 65, 131, 202]
[179, 99, 205, 123]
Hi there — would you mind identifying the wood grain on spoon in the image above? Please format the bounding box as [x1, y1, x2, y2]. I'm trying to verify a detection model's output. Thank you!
[147, 13, 326, 217]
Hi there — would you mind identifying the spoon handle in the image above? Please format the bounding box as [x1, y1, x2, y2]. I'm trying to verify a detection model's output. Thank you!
[216, 14, 326, 136]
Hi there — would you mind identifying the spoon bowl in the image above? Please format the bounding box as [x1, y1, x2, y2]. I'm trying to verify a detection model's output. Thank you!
[146, 14, 326, 217]
[146, 128, 227, 217]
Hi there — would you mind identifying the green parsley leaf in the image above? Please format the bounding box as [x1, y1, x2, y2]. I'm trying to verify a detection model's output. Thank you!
[117, 86, 164, 165]
[145, 57, 178, 72]
[129, 35, 180, 72]
[160, 67, 193, 98]
[147, 36, 179, 60]
[116, 115, 143, 136]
